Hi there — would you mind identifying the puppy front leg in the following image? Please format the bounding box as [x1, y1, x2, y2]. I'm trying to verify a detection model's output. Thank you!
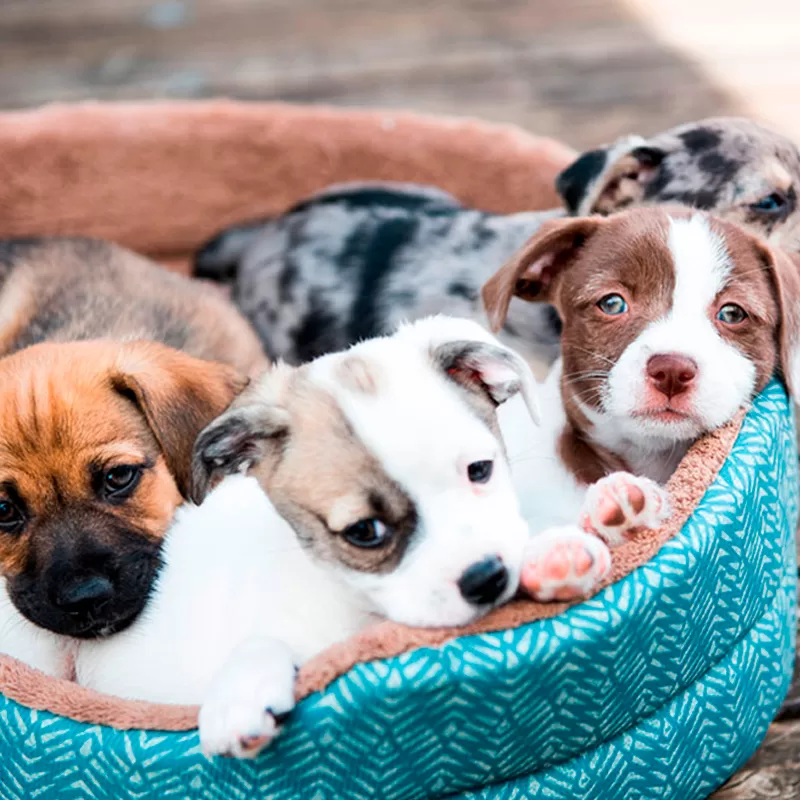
[520, 526, 612, 602]
[199, 636, 297, 760]
[580, 472, 671, 546]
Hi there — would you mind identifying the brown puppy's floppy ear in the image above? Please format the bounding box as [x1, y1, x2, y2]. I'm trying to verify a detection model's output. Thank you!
[111, 342, 249, 499]
[751, 240, 800, 398]
[190, 403, 291, 504]
[481, 216, 603, 332]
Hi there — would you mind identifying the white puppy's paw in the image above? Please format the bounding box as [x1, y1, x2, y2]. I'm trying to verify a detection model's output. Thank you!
[580, 472, 671, 546]
[520, 526, 611, 602]
[199, 638, 297, 760]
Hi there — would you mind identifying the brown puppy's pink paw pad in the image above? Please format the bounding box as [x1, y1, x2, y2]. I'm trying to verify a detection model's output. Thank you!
[581, 472, 671, 547]
[521, 527, 612, 602]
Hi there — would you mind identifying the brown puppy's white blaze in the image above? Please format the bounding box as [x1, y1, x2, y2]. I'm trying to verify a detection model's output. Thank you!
[0, 340, 246, 638]
[483, 207, 798, 483]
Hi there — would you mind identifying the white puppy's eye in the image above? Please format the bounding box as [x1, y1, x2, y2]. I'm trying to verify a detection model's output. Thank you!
[341, 519, 391, 549]
[467, 460, 494, 484]
[716, 303, 748, 325]
[597, 294, 628, 316]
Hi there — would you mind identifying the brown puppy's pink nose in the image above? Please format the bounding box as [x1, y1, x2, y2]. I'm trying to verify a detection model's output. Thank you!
[646, 354, 697, 399]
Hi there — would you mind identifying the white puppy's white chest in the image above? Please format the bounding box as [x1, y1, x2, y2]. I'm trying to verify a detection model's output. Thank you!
[75, 477, 374, 705]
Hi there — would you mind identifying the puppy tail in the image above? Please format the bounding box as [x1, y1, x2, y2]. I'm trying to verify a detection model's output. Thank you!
[193, 220, 266, 283]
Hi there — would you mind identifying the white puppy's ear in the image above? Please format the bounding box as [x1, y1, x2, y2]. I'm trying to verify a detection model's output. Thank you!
[190, 404, 291, 504]
[432, 339, 540, 425]
[482, 216, 604, 333]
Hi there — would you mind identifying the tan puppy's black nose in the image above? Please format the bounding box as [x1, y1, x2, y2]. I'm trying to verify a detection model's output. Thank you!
[458, 556, 508, 605]
[646, 354, 698, 399]
[53, 576, 114, 612]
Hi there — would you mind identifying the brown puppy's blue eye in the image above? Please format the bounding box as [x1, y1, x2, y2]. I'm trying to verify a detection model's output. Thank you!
[341, 519, 390, 548]
[597, 294, 628, 315]
[0, 500, 24, 534]
[467, 460, 493, 484]
[751, 192, 787, 213]
[716, 303, 748, 325]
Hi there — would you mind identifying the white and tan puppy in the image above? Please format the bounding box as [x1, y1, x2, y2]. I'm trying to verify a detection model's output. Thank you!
[76, 318, 554, 756]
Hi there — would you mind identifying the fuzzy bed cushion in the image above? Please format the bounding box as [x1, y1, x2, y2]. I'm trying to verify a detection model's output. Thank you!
[0, 102, 796, 800]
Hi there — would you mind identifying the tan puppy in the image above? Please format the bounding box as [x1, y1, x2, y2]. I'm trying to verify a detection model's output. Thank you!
[0, 238, 263, 642]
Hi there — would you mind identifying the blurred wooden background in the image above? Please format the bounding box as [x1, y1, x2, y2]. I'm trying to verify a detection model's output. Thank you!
[3, 1, 800, 797]
[3, 0, 799, 150]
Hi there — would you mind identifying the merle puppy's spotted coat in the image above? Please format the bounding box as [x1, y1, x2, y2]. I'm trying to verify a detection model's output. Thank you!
[195, 118, 800, 372]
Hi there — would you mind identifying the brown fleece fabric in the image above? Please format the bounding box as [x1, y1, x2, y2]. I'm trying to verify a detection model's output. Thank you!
[0, 100, 737, 732]
[0, 100, 575, 268]
[0, 410, 743, 731]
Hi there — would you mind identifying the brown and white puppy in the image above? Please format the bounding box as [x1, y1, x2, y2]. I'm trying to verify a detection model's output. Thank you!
[481, 207, 799, 592]
[0, 238, 263, 659]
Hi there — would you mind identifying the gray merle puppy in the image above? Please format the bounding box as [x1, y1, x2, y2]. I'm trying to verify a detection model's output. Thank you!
[194, 118, 800, 373]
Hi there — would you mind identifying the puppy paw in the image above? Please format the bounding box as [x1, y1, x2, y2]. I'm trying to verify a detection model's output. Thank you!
[199, 638, 296, 760]
[580, 472, 670, 546]
[520, 526, 611, 602]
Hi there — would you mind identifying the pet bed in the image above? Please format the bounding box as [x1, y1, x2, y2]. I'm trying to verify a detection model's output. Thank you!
[0, 101, 796, 800]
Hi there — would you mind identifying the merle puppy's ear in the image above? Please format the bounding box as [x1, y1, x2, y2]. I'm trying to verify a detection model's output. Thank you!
[556, 135, 665, 216]
[432, 338, 540, 425]
[556, 147, 610, 214]
[482, 216, 603, 333]
[191, 404, 291, 504]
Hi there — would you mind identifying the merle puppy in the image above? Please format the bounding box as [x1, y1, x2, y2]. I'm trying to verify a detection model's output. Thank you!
[194, 118, 800, 372]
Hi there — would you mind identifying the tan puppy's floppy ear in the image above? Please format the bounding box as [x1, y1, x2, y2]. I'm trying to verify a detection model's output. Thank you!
[111, 342, 249, 499]
[751, 240, 800, 399]
[481, 216, 603, 332]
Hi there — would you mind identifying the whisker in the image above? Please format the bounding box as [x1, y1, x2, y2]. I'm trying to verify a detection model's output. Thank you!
[570, 346, 616, 366]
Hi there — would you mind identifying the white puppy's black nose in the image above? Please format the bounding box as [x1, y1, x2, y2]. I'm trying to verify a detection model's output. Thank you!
[458, 556, 509, 605]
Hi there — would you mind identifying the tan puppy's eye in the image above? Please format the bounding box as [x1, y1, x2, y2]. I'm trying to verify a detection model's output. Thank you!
[0, 500, 25, 535]
[98, 465, 143, 503]
[341, 519, 391, 549]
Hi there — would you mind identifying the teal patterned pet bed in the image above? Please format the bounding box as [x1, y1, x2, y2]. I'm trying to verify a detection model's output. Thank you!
[0, 379, 796, 800]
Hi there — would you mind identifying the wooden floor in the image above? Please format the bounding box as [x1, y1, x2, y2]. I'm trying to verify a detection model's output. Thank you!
[3, 1, 800, 797]
[0, 0, 752, 150]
